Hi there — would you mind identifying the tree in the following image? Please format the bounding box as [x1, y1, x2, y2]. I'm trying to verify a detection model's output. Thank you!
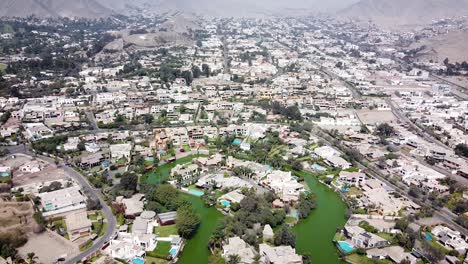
[297, 193, 316, 219]
[191, 65, 202, 78]
[181, 70, 193, 85]
[421, 240, 445, 262]
[273, 225, 295, 247]
[120, 172, 138, 191]
[375, 123, 395, 138]
[455, 143, 468, 158]
[26, 252, 38, 264]
[143, 114, 154, 125]
[176, 205, 200, 239]
[227, 254, 241, 264]
[202, 64, 210, 77]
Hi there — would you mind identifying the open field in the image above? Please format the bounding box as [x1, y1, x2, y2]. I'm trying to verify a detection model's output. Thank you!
[18, 230, 78, 263]
[0, 202, 35, 233]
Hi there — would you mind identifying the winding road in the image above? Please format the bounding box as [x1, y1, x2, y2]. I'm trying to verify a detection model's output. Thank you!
[6, 145, 117, 263]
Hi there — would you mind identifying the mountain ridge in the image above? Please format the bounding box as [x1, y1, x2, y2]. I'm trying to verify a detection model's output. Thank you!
[338, 0, 468, 27]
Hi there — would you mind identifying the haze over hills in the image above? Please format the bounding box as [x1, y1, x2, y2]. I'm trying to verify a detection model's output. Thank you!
[0, 0, 114, 19]
[0, 0, 359, 18]
[339, 0, 468, 27]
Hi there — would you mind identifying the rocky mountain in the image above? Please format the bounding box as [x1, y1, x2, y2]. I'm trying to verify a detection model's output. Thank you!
[339, 0, 468, 27]
[0, 0, 114, 18]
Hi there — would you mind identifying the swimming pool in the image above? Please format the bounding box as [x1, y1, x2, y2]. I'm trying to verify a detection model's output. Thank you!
[220, 200, 231, 207]
[232, 139, 242, 145]
[425, 233, 433, 241]
[337, 241, 354, 254]
[188, 189, 204, 196]
[132, 258, 145, 264]
[311, 163, 327, 171]
[170, 247, 178, 256]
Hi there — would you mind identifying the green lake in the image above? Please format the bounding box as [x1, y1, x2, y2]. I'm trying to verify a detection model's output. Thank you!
[294, 171, 348, 264]
[147, 156, 347, 264]
[177, 193, 223, 264]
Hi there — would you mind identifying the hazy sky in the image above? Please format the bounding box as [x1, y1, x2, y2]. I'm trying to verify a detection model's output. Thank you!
[154, 0, 361, 15]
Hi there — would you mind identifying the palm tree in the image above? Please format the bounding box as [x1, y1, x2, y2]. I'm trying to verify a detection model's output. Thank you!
[26, 252, 38, 264]
[227, 254, 241, 264]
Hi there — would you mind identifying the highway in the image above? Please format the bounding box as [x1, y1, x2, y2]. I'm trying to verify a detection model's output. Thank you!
[6, 145, 117, 263]
[311, 128, 468, 236]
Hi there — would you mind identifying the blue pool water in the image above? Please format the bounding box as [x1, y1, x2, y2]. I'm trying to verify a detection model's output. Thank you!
[188, 189, 204, 196]
[170, 247, 178, 256]
[220, 200, 231, 207]
[425, 233, 433, 241]
[132, 258, 144, 264]
[311, 163, 327, 171]
[232, 139, 242, 145]
[291, 212, 299, 218]
[337, 241, 354, 254]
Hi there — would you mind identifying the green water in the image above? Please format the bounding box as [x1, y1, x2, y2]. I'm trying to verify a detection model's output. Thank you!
[293, 171, 348, 264]
[178, 193, 223, 264]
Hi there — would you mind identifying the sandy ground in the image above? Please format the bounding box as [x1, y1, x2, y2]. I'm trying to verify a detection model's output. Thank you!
[411, 30, 468, 63]
[18, 230, 78, 263]
[0, 202, 35, 233]
[356, 110, 396, 125]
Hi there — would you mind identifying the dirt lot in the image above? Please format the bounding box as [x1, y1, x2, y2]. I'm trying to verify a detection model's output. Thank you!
[356, 110, 396, 125]
[18, 230, 78, 263]
[0, 154, 70, 188]
[0, 202, 35, 233]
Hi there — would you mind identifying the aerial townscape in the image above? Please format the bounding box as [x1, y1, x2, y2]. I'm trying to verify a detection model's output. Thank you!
[0, 1, 467, 264]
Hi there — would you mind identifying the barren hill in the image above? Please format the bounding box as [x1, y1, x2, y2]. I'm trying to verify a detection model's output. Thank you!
[339, 0, 468, 27]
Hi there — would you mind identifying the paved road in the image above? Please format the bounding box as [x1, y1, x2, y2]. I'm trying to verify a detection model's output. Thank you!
[85, 111, 102, 132]
[386, 98, 450, 150]
[6, 145, 117, 263]
[312, 129, 468, 236]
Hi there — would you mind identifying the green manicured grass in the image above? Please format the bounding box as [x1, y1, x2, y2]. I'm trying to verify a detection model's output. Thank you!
[79, 240, 93, 251]
[149, 241, 171, 259]
[154, 225, 177, 237]
[346, 253, 393, 264]
[88, 212, 99, 221]
[0, 176, 11, 183]
[377, 232, 394, 241]
[146, 155, 206, 185]
[53, 219, 67, 230]
[333, 232, 346, 241]
[0, 64, 6, 73]
[145, 256, 168, 264]
[92, 221, 107, 237]
[429, 240, 450, 253]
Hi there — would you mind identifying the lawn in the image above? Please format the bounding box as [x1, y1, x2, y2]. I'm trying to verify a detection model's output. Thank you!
[145, 256, 168, 264]
[154, 225, 177, 237]
[0, 63, 6, 73]
[88, 212, 100, 221]
[79, 240, 93, 251]
[333, 232, 346, 241]
[149, 241, 171, 259]
[346, 253, 393, 264]
[146, 155, 205, 185]
[92, 221, 107, 237]
[377, 232, 394, 241]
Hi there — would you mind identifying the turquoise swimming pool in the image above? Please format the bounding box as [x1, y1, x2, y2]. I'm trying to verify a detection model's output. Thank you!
[425, 232, 433, 241]
[220, 200, 231, 207]
[232, 139, 242, 145]
[132, 258, 144, 264]
[188, 189, 204, 196]
[337, 241, 354, 254]
[170, 247, 178, 256]
[311, 163, 327, 171]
